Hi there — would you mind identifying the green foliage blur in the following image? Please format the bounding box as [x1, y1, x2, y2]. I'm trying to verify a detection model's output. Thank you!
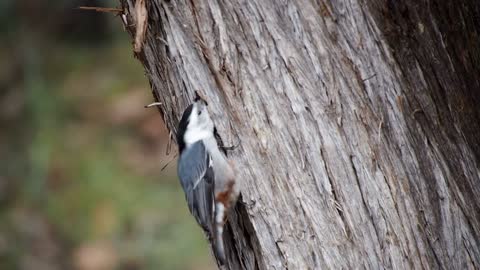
[0, 1, 213, 269]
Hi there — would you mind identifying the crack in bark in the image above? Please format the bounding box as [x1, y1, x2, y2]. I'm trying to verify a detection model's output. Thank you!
[319, 147, 351, 241]
[349, 155, 382, 263]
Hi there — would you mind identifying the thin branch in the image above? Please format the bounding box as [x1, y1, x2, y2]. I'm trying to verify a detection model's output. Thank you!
[77, 6, 123, 14]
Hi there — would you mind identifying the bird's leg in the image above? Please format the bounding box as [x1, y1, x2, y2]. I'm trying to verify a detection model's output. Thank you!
[219, 140, 240, 152]
[214, 127, 240, 153]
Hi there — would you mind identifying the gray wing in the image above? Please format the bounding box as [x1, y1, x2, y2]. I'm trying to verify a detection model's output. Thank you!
[177, 141, 215, 236]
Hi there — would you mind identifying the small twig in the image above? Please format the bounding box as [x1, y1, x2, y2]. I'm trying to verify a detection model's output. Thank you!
[77, 6, 123, 14]
[166, 131, 173, 156]
[144, 102, 162, 108]
[161, 153, 178, 171]
[362, 73, 377, 82]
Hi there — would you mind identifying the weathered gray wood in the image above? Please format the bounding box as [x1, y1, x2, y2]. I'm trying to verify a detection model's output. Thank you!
[119, 0, 480, 269]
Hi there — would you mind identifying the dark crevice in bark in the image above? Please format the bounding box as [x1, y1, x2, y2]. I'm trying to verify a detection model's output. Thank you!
[319, 147, 351, 241]
[349, 155, 382, 260]
[423, 222, 445, 270]
[224, 199, 261, 270]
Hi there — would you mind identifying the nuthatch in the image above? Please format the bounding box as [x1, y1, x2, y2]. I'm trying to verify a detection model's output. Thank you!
[176, 98, 238, 265]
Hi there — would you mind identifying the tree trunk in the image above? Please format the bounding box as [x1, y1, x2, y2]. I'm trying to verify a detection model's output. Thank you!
[119, 0, 480, 269]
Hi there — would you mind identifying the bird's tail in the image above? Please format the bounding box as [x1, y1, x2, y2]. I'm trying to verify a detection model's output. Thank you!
[213, 202, 226, 265]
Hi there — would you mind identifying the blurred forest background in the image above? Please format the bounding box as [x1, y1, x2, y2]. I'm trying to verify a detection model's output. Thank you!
[0, 0, 213, 269]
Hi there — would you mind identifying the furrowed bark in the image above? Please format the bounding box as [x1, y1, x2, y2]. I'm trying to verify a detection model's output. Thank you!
[119, 0, 480, 269]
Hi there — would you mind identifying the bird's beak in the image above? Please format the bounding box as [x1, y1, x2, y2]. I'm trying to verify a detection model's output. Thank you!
[194, 91, 209, 106]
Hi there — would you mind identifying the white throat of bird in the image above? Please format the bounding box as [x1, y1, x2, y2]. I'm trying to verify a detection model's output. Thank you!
[184, 102, 214, 146]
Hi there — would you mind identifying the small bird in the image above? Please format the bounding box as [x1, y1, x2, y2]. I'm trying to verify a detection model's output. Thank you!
[176, 98, 238, 265]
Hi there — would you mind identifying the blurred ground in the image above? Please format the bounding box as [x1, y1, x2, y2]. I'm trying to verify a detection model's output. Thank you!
[0, 1, 214, 269]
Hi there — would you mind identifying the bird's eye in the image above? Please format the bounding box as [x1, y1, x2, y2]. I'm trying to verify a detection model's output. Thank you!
[198, 111, 202, 116]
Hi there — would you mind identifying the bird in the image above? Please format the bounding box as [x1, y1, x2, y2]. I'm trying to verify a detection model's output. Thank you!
[176, 98, 238, 265]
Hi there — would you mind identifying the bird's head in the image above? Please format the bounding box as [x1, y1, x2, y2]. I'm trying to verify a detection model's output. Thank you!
[177, 99, 214, 151]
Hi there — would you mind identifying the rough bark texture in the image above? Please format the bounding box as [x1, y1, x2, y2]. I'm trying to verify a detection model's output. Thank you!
[119, 0, 480, 269]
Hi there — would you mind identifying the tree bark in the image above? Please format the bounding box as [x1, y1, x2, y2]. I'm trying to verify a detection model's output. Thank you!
[119, 0, 480, 269]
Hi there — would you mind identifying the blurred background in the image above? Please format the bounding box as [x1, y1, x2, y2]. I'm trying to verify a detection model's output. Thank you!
[0, 0, 213, 269]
